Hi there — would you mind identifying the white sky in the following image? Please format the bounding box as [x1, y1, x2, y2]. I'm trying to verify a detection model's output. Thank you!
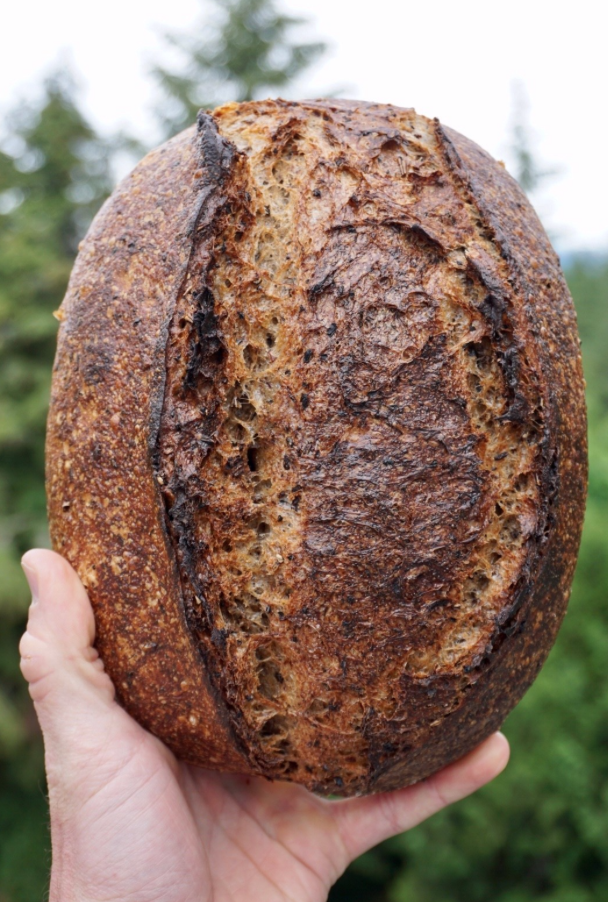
[1, 0, 606, 253]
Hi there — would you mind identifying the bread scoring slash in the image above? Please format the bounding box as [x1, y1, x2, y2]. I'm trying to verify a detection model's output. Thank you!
[45, 99, 587, 796]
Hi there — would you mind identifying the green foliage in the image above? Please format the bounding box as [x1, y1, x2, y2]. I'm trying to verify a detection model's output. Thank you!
[0, 73, 112, 901]
[153, 0, 326, 136]
[567, 259, 608, 414]
[0, 69, 111, 555]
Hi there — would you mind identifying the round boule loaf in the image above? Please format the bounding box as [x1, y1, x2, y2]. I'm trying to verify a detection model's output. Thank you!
[45, 99, 587, 797]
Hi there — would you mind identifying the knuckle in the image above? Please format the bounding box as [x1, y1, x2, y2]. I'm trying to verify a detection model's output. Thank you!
[18, 629, 36, 664]
[18, 631, 52, 695]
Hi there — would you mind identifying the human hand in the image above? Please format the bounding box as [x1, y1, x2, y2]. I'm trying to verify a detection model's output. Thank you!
[20, 549, 509, 902]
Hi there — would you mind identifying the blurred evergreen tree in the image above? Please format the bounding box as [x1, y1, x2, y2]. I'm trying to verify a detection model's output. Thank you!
[153, 0, 326, 137]
[0, 71, 112, 900]
[509, 81, 558, 210]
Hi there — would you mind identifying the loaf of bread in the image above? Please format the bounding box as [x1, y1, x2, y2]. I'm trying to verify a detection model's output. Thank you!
[46, 99, 587, 796]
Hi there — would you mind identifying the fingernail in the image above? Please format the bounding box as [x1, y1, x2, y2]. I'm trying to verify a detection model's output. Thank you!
[21, 558, 40, 602]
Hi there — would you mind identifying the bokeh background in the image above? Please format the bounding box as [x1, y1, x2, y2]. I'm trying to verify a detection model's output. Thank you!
[1, 1, 607, 899]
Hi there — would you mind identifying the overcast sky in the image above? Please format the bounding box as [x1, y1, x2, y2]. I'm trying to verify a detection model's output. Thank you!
[2, 0, 605, 253]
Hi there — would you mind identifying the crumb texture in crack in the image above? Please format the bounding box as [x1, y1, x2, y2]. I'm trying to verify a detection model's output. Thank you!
[155, 100, 546, 794]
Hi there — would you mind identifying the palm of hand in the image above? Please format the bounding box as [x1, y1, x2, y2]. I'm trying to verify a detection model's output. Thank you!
[21, 550, 509, 902]
[58, 705, 352, 902]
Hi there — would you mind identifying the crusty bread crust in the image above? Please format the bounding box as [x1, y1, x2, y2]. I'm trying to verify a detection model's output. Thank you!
[46, 100, 587, 796]
[45, 124, 249, 771]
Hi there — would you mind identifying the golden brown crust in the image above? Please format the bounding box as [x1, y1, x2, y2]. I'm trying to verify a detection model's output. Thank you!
[45, 124, 248, 770]
[46, 99, 587, 796]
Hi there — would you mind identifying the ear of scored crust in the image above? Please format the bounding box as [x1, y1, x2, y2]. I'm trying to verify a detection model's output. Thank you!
[45, 120, 250, 770]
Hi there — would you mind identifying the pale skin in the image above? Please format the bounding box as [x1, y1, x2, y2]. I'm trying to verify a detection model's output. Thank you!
[19, 549, 510, 902]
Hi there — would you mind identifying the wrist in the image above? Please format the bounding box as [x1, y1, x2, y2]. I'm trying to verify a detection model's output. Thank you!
[48, 814, 81, 902]
[49, 860, 90, 902]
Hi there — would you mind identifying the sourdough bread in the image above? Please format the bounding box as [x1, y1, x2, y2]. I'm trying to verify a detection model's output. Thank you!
[46, 100, 587, 796]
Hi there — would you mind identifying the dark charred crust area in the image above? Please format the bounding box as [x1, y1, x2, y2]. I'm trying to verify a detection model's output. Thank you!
[149, 99, 587, 796]
[154, 115, 256, 761]
[367, 121, 590, 796]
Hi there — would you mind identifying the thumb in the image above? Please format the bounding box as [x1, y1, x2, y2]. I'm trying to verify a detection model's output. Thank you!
[19, 549, 119, 759]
